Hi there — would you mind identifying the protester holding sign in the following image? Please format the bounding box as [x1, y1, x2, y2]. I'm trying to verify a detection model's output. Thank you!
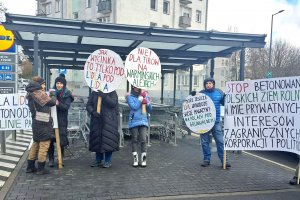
[48, 76, 74, 167]
[86, 90, 119, 168]
[126, 85, 152, 167]
[25, 76, 56, 175]
[191, 77, 230, 169]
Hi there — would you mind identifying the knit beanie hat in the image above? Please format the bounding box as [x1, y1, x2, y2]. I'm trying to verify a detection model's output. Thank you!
[55, 76, 67, 87]
[203, 77, 215, 88]
[32, 76, 45, 85]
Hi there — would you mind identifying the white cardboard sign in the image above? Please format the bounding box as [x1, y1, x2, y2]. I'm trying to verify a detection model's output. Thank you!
[84, 49, 125, 92]
[224, 76, 300, 155]
[125, 47, 161, 89]
[182, 93, 216, 134]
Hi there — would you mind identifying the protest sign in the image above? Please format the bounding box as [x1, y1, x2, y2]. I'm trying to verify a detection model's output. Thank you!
[224, 76, 300, 155]
[125, 47, 161, 89]
[84, 49, 125, 93]
[182, 93, 216, 134]
[0, 93, 31, 130]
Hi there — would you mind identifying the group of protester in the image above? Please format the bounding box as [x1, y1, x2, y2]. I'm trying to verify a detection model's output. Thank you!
[24, 75, 299, 186]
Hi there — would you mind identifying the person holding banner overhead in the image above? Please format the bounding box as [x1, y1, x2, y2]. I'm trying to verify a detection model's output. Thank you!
[86, 90, 119, 168]
[191, 77, 230, 169]
[48, 76, 74, 167]
[126, 85, 152, 167]
[25, 76, 57, 175]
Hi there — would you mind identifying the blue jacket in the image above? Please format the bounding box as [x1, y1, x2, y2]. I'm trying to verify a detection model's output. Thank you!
[127, 94, 152, 129]
[200, 88, 224, 123]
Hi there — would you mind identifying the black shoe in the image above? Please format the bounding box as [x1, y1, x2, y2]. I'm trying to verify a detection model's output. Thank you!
[26, 160, 37, 173]
[36, 162, 50, 175]
[290, 176, 298, 185]
[201, 161, 210, 167]
[90, 161, 101, 167]
[224, 163, 231, 169]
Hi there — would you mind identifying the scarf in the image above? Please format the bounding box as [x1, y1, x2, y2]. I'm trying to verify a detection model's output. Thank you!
[31, 90, 51, 107]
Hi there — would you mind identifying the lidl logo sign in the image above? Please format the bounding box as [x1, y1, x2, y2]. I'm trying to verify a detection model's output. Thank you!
[0, 25, 15, 51]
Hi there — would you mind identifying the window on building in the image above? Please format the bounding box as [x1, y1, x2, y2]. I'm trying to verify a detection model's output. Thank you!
[98, 16, 110, 23]
[42, 3, 52, 15]
[73, 12, 78, 19]
[181, 6, 191, 17]
[162, 25, 169, 28]
[163, 1, 170, 14]
[55, 0, 60, 12]
[86, 0, 91, 8]
[150, 22, 157, 27]
[196, 10, 201, 22]
[193, 75, 199, 86]
[150, 0, 157, 10]
[221, 69, 225, 76]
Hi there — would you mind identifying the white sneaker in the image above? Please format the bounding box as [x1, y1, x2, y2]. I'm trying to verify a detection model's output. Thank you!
[141, 152, 146, 167]
[132, 152, 138, 167]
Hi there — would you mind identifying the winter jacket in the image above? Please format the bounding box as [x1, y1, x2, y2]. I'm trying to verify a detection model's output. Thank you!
[126, 94, 152, 129]
[26, 82, 56, 142]
[200, 88, 224, 123]
[55, 89, 74, 146]
[86, 91, 119, 153]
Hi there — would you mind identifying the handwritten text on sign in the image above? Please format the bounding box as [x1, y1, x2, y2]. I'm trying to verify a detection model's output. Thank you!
[182, 93, 216, 134]
[125, 47, 161, 89]
[0, 93, 32, 130]
[224, 77, 300, 155]
[84, 49, 125, 93]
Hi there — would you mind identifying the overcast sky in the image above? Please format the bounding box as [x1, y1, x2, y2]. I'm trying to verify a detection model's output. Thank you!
[1, 0, 300, 47]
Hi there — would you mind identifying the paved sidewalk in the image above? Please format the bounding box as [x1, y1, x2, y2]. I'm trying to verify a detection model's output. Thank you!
[1, 135, 300, 200]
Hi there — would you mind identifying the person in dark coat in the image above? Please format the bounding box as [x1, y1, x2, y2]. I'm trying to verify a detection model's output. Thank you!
[26, 76, 56, 175]
[86, 90, 119, 168]
[48, 76, 74, 167]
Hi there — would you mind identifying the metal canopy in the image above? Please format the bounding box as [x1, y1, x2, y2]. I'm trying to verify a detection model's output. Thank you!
[3, 13, 266, 72]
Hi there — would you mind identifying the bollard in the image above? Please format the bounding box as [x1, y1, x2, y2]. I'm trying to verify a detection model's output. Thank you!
[118, 112, 124, 147]
[0, 130, 6, 154]
[20, 129, 24, 134]
[12, 130, 16, 141]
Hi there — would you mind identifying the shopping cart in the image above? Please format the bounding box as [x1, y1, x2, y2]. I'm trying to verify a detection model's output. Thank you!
[67, 108, 88, 147]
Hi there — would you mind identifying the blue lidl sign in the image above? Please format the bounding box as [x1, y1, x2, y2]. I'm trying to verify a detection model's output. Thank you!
[0, 64, 12, 71]
[4, 74, 12, 80]
[0, 74, 3, 80]
[59, 69, 67, 74]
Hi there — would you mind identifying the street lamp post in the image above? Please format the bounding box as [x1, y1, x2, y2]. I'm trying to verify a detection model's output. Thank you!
[268, 10, 284, 72]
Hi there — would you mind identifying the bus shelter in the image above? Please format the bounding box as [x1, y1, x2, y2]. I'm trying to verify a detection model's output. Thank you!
[3, 13, 266, 105]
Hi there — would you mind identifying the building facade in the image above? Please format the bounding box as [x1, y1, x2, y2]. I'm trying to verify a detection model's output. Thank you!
[36, 0, 228, 104]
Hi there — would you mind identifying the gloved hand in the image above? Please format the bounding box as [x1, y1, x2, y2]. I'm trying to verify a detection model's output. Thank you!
[92, 111, 101, 118]
[138, 96, 143, 102]
[190, 91, 197, 96]
[98, 91, 107, 98]
[142, 98, 148, 104]
[141, 91, 148, 98]
[49, 89, 56, 97]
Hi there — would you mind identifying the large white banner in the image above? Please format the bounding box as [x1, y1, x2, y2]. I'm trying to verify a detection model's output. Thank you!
[0, 93, 32, 130]
[224, 76, 300, 155]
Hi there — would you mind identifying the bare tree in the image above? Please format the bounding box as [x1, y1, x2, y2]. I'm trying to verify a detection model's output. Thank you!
[245, 39, 300, 79]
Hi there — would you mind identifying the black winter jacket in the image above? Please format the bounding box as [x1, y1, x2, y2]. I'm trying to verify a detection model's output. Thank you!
[55, 89, 74, 146]
[86, 91, 119, 153]
[26, 82, 56, 142]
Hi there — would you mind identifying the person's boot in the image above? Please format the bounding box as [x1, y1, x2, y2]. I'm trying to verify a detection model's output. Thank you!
[36, 162, 50, 175]
[26, 160, 37, 173]
[132, 152, 138, 167]
[290, 176, 298, 185]
[141, 152, 147, 167]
